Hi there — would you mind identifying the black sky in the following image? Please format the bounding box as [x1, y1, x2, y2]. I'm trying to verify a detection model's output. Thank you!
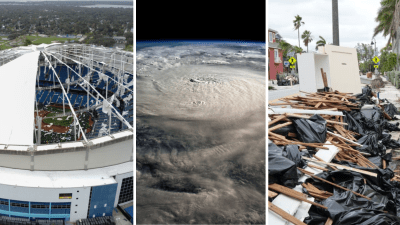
[137, 1, 265, 42]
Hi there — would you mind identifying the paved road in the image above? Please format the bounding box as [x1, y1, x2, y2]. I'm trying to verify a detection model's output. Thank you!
[268, 85, 300, 101]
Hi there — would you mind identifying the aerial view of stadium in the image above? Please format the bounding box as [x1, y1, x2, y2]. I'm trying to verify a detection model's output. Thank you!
[0, 43, 133, 224]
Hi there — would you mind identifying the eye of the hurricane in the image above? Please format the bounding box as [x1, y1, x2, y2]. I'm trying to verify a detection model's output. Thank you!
[0, 44, 133, 170]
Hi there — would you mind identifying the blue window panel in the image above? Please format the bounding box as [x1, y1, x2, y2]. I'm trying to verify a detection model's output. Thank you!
[30, 202, 49, 215]
[88, 183, 118, 218]
[10, 200, 29, 213]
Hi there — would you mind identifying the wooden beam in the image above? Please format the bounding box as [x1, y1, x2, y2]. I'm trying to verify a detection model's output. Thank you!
[269, 122, 292, 132]
[298, 167, 371, 200]
[303, 157, 377, 177]
[268, 114, 287, 127]
[269, 183, 328, 209]
[325, 218, 333, 225]
[268, 201, 307, 225]
[268, 190, 278, 198]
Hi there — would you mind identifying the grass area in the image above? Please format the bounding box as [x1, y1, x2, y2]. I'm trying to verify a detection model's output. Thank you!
[269, 86, 275, 90]
[46, 106, 71, 113]
[25, 35, 79, 44]
[43, 115, 74, 126]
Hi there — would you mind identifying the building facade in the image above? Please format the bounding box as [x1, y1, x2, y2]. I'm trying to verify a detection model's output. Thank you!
[268, 28, 283, 80]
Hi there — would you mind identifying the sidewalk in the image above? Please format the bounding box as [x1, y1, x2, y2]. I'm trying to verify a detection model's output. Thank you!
[268, 84, 300, 101]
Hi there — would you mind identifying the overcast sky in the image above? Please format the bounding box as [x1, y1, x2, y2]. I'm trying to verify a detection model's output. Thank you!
[268, 0, 387, 52]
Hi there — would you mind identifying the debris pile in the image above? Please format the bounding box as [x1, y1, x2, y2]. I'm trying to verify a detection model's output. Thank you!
[268, 86, 400, 225]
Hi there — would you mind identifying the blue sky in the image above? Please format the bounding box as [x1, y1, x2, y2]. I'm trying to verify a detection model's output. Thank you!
[268, 0, 387, 52]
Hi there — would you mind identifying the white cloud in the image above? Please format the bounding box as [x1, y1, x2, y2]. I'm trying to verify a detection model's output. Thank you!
[268, 0, 387, 52]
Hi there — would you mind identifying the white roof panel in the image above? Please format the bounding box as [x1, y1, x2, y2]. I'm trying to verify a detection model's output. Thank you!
[0, 51, 39, 145]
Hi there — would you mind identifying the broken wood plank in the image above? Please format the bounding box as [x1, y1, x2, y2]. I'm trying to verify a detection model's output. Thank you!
[298, 167, 371, 200]
[268, 190, 278, 198]
[269, 122, 292, 132]
[268, 201, 307, 225]
[325, 218, 333, 225]
[268, 114, 287, 126]
[303, 157, 377, 177]
[269, 183, 328, 209]
[307, 163, 329, 172]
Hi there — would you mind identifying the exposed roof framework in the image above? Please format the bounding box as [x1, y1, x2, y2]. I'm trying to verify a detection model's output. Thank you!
[0, 44, 134, 149]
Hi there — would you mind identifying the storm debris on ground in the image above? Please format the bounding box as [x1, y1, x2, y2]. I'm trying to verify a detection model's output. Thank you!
[268, 85, 400, 225]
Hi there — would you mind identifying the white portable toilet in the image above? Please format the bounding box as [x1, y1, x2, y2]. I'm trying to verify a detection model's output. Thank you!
[297, 44, 362, 94]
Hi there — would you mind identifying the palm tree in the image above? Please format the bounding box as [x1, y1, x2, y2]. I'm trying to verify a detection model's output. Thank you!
[278, 39, 293, 59]
[301, 30, 313, 52]
[374, 0, 400, 47]
[315, 36, 326, 50]
[293, 15, 305, 48]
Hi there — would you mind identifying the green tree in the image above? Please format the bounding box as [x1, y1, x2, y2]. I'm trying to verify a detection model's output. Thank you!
[24, 38, 32, 46]
[293, 15, 305, 48]
[293, 46, 303, 54]
[315, 36, 326, 50]
[278, 39, 293, 59]
[373, 0, 396, 46]
[380, 49, 397, 73]
[301, 30, 313, 52]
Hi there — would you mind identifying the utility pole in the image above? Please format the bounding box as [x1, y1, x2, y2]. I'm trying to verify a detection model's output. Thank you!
[332, 0, 339, 46]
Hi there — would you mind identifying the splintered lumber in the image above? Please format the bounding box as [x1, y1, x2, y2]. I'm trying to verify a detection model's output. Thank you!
[269, 114, 287, 126]
[303, 183, 333, 196]
[327, 131, 361, 146]
[269, 122, 292, 132]
[268, 132, 330, 150]
[268, 201, 307, 225]
[303, 157, 377, 177]
[308, 163, 329, 172]
[298, 167, 371, 200]
[321, 68, 328, 87]
[269, 183, 328, 209]
[392, 156, 400, 161]
[325, 218, 333, 225]
[268, 190, 278, 198]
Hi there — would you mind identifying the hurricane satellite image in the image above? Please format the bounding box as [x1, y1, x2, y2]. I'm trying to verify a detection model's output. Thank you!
[136, 41, 266, 224]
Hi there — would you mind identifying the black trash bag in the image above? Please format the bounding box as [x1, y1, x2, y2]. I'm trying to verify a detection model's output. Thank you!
[291, 114, 327, 143]
[333, 208, 400, 225]
[355, 86, 375, 104]
[361, 106, 384, 123]
[282, 145, 307, 168]
[303, 206, 329, 225]
[343, 111, 365, 135]
[355, 145, 377, 156]
[383, 121, 400, 132]
[384, 103, 400, 119]
[357, 133, 383, 155]
[367, 156, 383, 168]
[305, 170, 393, 219]
[268, 141, 298, 188]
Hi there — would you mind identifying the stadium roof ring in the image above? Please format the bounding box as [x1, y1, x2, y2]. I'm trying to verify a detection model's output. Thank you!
[0, 44, 133, 171]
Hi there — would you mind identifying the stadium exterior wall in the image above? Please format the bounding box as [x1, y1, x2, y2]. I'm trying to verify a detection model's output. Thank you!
[114, 172, 133, 208]
[0, 185, 91, 222]
[0, 131, 133, 171]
